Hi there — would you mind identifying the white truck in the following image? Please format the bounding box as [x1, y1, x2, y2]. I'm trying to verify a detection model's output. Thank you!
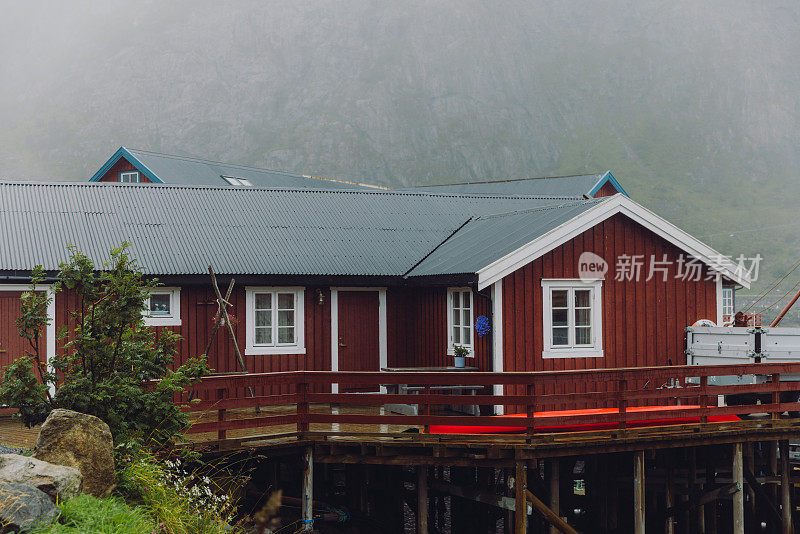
[685, 325, 800, 407]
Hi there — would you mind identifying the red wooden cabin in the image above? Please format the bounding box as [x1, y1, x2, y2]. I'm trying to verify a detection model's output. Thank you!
[0, 171, 747, 411]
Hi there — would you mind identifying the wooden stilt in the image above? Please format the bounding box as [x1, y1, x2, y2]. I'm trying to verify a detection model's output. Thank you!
[733, 442, 744, 534]
[302, 446, 313, 532]
[691, 447, 705, 533]
[781, 440, 793, 534]
[666, 453, 675, 534]
[634, 450, 645, 534]
[418, 466, 428, 534]
[515, 461, 527, 534]
[549, 459, 560, 534]
[706, 457, 717, 534]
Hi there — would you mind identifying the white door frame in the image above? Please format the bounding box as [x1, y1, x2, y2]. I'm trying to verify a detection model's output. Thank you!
[330, 287, 387, 394]
[492, 280, 504, 415]
[0, 284, 56, 392]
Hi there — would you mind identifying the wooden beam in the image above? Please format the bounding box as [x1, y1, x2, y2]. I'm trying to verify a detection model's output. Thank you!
[743, 467, 781, 524]
[733, 442, 744, 534]
[515, 461, 527, 534]
[665, 483, 741, 518]
[548, 459, 560, 534]
[525, 489, 578, 534]
[781, 440, 793, 534]
[429, 479, 522, 512]
[634, 450, 645, 534]
[302, 446, 313, 532]
[418, 466, 428, 534]
[666, 454, 675, 534]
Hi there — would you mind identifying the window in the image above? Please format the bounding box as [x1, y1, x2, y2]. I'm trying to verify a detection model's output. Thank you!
[143, 287, 181, 326]
[541, 279, 603, 358]
[245, 287, 305, 355]
[221, 175, 253, 187]
[447, 288, 473, 356]
[119, 171, 141, 183]
[722, 287, 735, 324]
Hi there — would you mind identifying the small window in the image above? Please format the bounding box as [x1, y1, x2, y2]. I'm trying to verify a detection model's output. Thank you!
[722, 287, 735, 324]
[119, 171, 140, 183]
[447, 288, 473, 356]
[221, 175, 253, 187]
[542, 279, 603, 358]
[143, 287, 181, 326]
[246, 287, 305, 355]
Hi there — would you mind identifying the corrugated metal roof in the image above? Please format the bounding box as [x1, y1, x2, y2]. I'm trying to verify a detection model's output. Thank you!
[394, 174, 606, 197]
[125, 148, 376, 190]
[406, 199, 606, 277]
[0, 181, 593, 277]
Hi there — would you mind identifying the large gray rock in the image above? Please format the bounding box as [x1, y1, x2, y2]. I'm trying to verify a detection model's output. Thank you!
[0, 483, 60, 533]
[34, 410, 114, 497]
[0, 455, 81, 501]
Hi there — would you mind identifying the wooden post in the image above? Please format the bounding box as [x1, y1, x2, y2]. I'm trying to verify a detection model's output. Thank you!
[781, 440, 793, 534]
[302, 446, 314, 532]
[417, 466, 428, 534]
[515, 461, 527, 534]
[706, 457, 717, 534]
[216, 387, 227, 441]
[549, 459, 560, 534]
[690, 448, 705, 533]
[634, 450, 645, 534]
[733, 442, 744, 534]
[666, 453, 675, 534]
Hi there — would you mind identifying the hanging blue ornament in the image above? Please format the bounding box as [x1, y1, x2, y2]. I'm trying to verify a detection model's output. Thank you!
[475, 315, 491, 337]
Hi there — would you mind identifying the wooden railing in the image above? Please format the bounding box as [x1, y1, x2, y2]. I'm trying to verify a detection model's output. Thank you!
[179, 362, 800, 442]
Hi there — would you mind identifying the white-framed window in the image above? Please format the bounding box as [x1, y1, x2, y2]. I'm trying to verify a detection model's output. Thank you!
[245, 287, 305, 355]
[447, 287, 473, 356]
[143, 287, 181, 326]
[722, 286, 735, 323]
[541, 279, 603, 358]
[119, 171, 141, 183]
[221, 175, 253, 187]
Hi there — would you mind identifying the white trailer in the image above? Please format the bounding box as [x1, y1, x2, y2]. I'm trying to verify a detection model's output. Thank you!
[686, 325, 800, 405]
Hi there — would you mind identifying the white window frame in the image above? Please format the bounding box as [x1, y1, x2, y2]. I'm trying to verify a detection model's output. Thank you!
[541, 279, 603, 358]
[143, 287, 181, 326]
[447, 287, 474, 356]
[245, 287, 305, 355]
[119, 171, 141, 183]
[721, 286, 735, 323]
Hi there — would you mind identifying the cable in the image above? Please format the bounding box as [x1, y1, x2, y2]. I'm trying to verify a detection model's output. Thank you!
[743, 257, 800, 313]
[759, 278, 800, 315]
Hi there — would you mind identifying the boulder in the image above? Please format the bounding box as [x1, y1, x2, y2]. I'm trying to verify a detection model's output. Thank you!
[33, 410, 114, 497]
[0, 455, 81, 501]
[0, 483, 60, 533]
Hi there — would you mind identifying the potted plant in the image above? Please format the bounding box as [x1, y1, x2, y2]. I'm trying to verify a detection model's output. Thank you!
[453, 344, 469, 368]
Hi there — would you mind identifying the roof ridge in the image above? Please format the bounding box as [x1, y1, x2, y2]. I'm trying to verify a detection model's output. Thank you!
[0, 180, 592, 201]
[125, 147, 309, 178]
[406, 173, 605, 188]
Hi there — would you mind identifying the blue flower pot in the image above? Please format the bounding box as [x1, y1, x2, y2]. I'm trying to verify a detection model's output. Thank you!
[454, 356, 466, 368]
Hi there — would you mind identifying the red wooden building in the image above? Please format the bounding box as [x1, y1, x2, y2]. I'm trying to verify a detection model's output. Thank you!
[0, 172, 748, 408]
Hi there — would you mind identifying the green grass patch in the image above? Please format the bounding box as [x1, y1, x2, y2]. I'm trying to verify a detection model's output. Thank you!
[29, 494, 159, 534]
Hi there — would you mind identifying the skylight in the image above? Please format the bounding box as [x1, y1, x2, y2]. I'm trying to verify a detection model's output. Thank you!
[221, 175, 253, 187]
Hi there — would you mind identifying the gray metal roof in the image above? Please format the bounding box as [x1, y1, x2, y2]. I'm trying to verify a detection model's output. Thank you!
[406, 199, 605, 277]
[0, 181, 600, 278]
[395, 174, 606, 197]
[125, 148, 377, 190]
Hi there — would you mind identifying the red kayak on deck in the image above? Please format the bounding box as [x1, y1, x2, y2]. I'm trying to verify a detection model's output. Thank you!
[427, 405, 740, 434]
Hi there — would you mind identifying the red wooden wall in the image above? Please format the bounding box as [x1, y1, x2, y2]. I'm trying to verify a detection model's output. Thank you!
[96, 157, 153, 183]
[500, 213, 719, 409]
[592, 181, 620, 197]
[387, 287, 492, 371]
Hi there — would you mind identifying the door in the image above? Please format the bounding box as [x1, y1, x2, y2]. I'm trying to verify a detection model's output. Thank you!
[0, 290, 47, 380]
[337, 291, 380, 392]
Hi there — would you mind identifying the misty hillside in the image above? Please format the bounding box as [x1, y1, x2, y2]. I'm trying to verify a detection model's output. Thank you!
[2, 0, 800, 307]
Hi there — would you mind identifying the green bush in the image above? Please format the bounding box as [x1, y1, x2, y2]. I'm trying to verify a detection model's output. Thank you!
[0, 244, 208, 444]
[29, 494, 159, 534]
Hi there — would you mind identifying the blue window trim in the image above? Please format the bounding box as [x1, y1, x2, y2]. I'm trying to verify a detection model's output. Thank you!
[89, 147, 164, 183]
[587, 171, 629, 198]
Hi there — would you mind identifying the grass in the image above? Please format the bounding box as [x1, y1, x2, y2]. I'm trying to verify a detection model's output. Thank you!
[29, 495, 159, 534]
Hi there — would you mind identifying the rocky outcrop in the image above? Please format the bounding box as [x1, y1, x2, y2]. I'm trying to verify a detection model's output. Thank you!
[33, 410, 114, 497]
[0, 483, 60, 533]
[0, 455, 81, 502]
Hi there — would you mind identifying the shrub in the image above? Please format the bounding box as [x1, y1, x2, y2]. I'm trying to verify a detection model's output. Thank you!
[0, 244, 208, 444]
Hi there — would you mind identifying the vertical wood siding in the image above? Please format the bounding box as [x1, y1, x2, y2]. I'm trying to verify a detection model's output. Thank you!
[593, 181, 621, 197]
[501, 213, 719, 410]
[97, 157, 153, 183]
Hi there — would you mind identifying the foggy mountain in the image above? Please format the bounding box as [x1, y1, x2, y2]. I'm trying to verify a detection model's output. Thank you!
[2, 0, 800, 300]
